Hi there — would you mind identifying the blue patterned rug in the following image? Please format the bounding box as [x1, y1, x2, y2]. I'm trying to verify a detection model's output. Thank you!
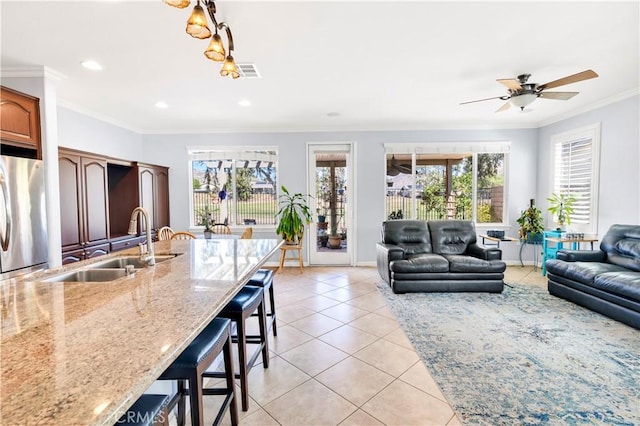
[376, 278, 640, 425]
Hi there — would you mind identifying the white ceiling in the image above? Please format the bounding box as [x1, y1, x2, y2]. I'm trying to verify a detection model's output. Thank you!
[1, 1, 638, 134]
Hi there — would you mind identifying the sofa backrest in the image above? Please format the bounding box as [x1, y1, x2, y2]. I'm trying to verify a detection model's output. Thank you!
[428, 220, 477, 255]
[381, 220, 432, 255]
[600, 224, 640, 272]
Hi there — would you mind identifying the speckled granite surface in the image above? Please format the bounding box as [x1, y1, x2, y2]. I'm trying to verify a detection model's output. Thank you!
[0, 239, 281, 425]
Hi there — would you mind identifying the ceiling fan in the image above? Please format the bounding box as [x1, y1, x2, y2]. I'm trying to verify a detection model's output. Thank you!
[386, 155, 412, 176]
[461, 69, 598, 112]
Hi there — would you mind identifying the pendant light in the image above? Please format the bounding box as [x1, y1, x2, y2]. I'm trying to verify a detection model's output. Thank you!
[185, 0, 211, 39]
[164, 0, 190, 8]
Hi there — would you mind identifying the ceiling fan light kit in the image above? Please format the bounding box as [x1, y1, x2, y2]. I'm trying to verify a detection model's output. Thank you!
[166, 0, 239, 79]
[461, 69, 599, 112]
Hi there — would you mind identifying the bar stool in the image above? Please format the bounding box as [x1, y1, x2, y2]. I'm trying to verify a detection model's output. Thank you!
[157, 317, 238, 426]
[246, 269, 277, 337]
[207, 286, 269, 411]
[116, 394, 170, 426]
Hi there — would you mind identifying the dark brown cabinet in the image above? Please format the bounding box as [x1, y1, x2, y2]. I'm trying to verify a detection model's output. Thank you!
[59, 150, 110, 262]
[138, 164, 170, 234]
[0, 86, 42, 159]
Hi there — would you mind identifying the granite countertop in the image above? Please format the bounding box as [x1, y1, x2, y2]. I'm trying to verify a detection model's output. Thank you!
[0, 238, 282, 425]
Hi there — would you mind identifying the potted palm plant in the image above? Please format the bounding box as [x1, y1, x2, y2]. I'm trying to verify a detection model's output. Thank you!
[276, 186, 313, 244]
[547, 192, 576, 230]
[517, 199, 544, 243]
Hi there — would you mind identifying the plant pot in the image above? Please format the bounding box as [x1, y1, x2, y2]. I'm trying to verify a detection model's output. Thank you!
[328, 235, 342, 249]
[204, 230, 212, 239]
[526, 232, 543, 244]
[317, 215, 326, 223]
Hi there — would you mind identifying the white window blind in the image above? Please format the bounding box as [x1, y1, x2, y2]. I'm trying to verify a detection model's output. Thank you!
[551, 124, 600, 232]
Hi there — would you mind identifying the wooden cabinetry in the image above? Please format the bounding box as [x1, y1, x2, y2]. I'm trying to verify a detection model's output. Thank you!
[0, 86, 42, 158]
[138, 164, 170, 235]
[59, 150, 110, 263]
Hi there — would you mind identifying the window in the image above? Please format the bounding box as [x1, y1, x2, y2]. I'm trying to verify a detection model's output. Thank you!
[551, 124, 600, 232]
[188, 149, 278, 228]
[385, 143, 509, 224]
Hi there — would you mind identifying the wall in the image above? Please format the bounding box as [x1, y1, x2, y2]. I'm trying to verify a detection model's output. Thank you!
[57, 107, 144, 161]
[537, 95, 640, 237]
[142, 128, 539, 265]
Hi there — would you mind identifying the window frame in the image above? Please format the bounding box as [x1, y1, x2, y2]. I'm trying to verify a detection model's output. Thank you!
[187, 146, 279, 230]
[384, 142, 510, 225]
[549, 123, 601, 233]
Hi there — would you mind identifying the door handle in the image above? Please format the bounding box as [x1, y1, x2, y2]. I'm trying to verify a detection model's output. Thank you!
[0, 172, 11, 252]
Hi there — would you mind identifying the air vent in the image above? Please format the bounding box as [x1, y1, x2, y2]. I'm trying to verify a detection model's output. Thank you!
[237, 63, 261, 79]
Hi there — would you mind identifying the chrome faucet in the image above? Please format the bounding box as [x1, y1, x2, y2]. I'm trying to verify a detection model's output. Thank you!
[128, 206, 155, 266]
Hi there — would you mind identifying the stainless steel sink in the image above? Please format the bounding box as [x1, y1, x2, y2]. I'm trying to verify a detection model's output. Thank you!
[41, 268, 132, 283]
[87, 254, 178, 269]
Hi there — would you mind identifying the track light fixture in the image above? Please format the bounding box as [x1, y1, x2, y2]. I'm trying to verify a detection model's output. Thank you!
[165, 0, 240, 79]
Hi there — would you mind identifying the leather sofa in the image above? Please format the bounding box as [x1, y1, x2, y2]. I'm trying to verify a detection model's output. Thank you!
[376, 220, 506, 293]
[546, 224, 640, 330]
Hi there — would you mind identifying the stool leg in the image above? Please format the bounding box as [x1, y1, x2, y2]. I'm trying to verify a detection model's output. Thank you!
[278, 249, 285, 273]
[258, 297, 270, 368]
[269, 284, 277, 337]
[223, 333, 239, 425]
[187, 372, 204, 426]
[236, 318, 249, 411]
[177, 380, 187, 426]
[297, 248, 303, 273]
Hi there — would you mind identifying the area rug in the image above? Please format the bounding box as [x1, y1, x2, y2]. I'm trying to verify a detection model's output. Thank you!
[375, 279, 640, 425]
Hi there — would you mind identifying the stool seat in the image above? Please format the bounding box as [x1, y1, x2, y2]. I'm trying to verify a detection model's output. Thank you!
[162, 318, 231, 375]
[117, 394, 170, 426]
[220, 286, 263, 315]
[247, 269, 273, 288]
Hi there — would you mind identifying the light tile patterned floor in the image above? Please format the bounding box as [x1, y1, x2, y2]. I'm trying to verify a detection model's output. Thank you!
[189, 265, 546, 425]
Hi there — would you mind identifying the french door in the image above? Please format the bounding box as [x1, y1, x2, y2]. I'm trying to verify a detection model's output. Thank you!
[307, 143, 354, 266]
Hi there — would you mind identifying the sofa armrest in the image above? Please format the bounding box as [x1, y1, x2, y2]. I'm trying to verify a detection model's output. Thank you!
[467, 243, 502, 261]
[376, 243, 406, 285]
[556, 249, 607, 262]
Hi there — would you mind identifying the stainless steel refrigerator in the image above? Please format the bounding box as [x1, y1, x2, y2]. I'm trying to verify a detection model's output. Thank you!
[0, 155, 48, 279]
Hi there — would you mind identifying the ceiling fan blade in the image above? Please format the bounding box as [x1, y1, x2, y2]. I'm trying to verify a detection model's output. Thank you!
[495, 101, 511, 113]
[497, 79, 523, 91]
[397, 164, 412, 175]
[460, 95, 509, 105]
[538, 91, 579, 100]
[538, 70, 598, 91]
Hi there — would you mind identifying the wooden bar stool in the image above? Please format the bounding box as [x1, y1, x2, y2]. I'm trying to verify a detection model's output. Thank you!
[207, 286, 269, 411]
[157, 317, 238, 426]
[117, 394, 170, 426]
[246, 269, 277, 337]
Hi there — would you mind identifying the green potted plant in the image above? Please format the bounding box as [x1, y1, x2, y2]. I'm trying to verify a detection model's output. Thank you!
[547, 192, 576, 230]
[198, 206, 214, 239]
[276, 185, 313, 244]
[516, 199, 544, 243]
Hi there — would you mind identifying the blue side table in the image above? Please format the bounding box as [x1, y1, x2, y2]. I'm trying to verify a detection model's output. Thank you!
[542, 230, 568, 276]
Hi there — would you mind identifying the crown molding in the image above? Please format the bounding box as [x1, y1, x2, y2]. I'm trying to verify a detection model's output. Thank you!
[0, 66, 67, 81]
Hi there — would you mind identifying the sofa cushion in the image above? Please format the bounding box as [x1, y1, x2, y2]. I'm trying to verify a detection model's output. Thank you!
[382, 220, 432, 255]
[600, 224, 640, 272]
[428, 220, 477, 255]
[390, 254, 449, 273]
[444, 255, 506, 273]
[593, 271, 640, 302]
[545, 260, 629, 286]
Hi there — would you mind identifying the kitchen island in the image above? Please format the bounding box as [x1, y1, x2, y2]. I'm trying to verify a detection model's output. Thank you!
[0, 238, 282, 425]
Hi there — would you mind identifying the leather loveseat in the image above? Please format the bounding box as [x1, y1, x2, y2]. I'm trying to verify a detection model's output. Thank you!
[546, 224, 640, 330]
[376, 220, 506, 293]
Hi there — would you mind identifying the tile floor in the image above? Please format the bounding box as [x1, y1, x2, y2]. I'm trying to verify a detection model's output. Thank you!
[192, 265, 546, 425]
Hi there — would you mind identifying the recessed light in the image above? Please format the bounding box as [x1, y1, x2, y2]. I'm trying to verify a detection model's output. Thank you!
[81, 60, 103, 71]
[238, 99, 252, 107]
[327, 112, 340, 117]
[155, 101, 168, 109]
